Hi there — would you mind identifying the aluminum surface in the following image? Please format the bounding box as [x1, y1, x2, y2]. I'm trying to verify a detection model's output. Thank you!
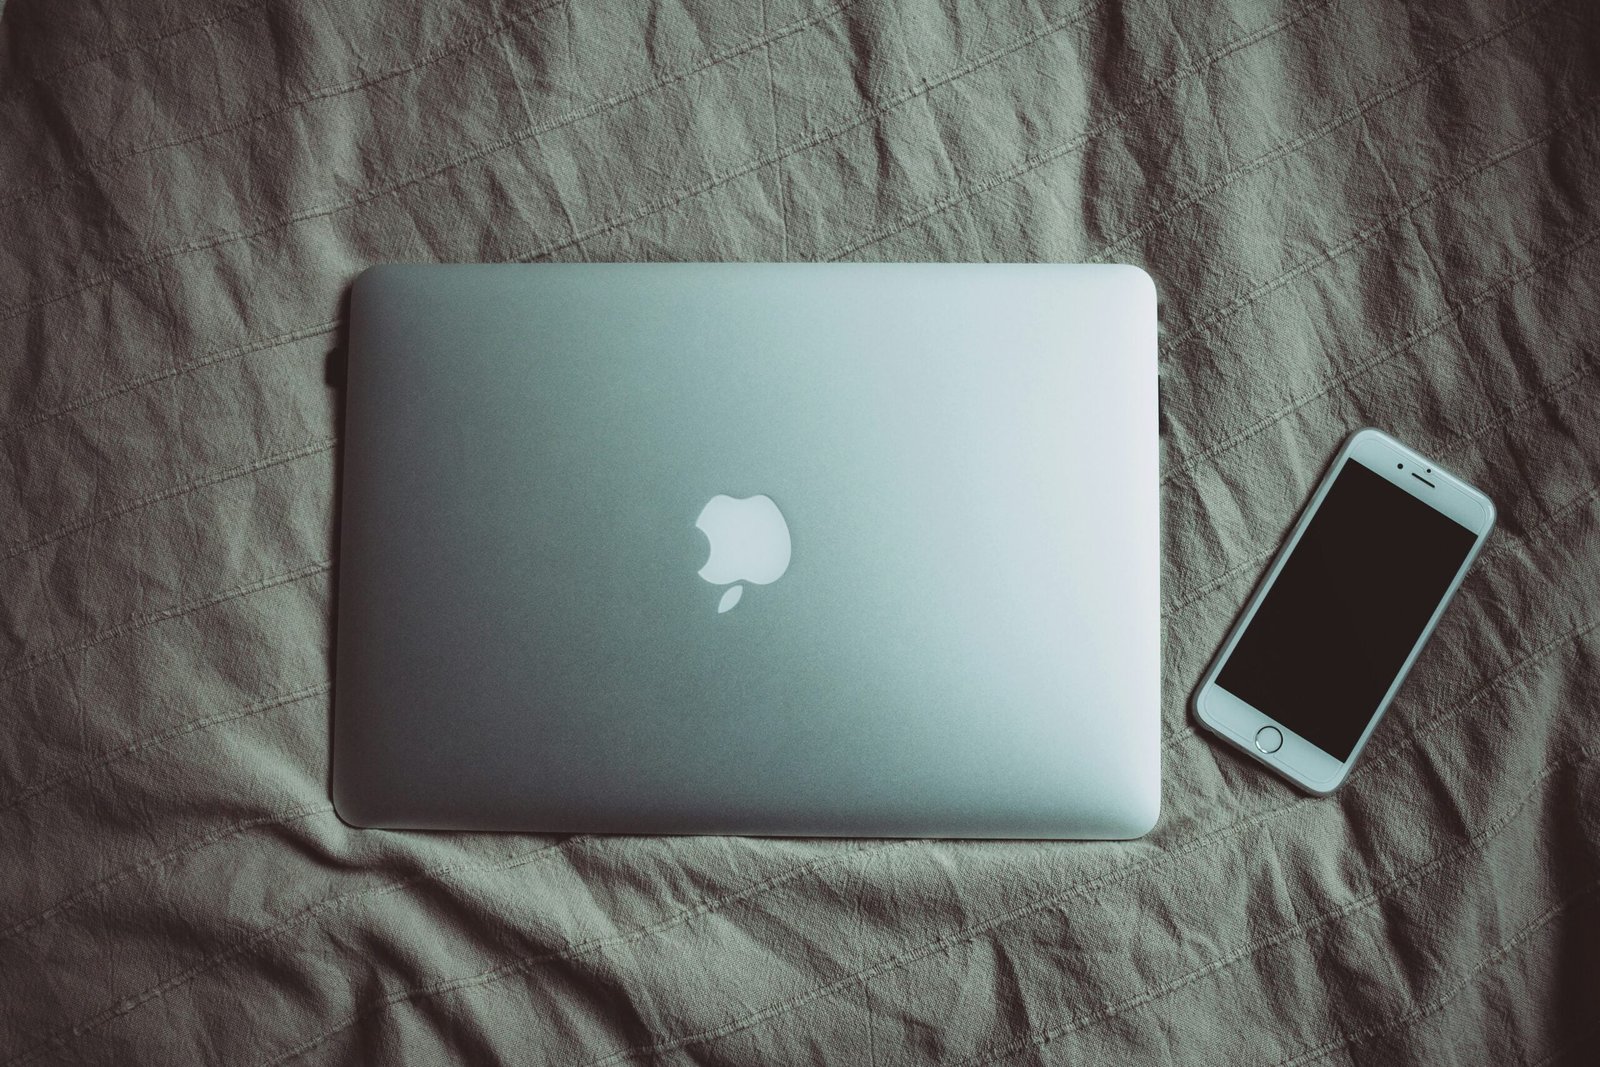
[333, 263, 1159, 837]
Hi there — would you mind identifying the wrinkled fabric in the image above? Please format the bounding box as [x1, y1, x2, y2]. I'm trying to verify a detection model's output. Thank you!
[1, 0, 1597, 1063]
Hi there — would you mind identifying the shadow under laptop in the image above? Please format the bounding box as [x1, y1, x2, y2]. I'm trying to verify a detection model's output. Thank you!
[323, 281, 353, 828]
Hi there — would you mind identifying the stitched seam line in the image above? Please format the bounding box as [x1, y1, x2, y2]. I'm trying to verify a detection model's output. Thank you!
[821, 0, 1336, 261]
[0, 0, 271, 97]
[0, 0, 576, 211]
[1357, 614, 1600, 784]
[251, 840, 919, 1067]
[0, 805, 333, 944]
[0, 682, 328, 819]
[0, 318, 337, 441]
[535, 0, 1532, 267]
[952, 753, 1592, 1067]
[10, 839, 912, 1066]
[0, 0, 856, 326]
[1481, 483, 1600, 564]
[1087, 0, 1569, 264]
[1163, 546, 1276, 623]
[833, 0, 1562, 262]
[1435, 359, 1598, 456]
[2, 437, 336, 564]
[510, 0, 1133, 261]
[2, 834, 591, 1067]
[1270, 883, 1600, 1067]
[249, 623, 1595, 1066]
[1158, 97, 1600, 355]
[1162, 219, 1600, 488]
[0, 559, 331, 686]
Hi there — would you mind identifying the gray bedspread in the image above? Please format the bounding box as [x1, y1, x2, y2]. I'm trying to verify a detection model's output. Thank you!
[2, 0, 1597, 1062]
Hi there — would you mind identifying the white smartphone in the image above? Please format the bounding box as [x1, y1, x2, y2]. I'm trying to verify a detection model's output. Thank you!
[1192, 428, 1496, 794]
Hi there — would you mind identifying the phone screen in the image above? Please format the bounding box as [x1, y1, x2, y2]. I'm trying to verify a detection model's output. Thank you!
[1216, 459, 1477, 760]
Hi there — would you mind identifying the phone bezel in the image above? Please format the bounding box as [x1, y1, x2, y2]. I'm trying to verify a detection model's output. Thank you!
[1192, 427, 1496, 795]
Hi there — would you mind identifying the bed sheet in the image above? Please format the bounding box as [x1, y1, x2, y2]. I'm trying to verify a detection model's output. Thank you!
[1, 0, 1597, 1062]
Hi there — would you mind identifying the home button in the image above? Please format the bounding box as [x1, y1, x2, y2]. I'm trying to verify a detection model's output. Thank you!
[1255, 726, 1284, 754]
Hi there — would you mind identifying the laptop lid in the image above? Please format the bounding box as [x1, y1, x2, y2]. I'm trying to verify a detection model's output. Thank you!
[333, 263, 1159, 838]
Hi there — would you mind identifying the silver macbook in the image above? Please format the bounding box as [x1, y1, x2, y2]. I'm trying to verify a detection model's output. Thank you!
[333, 263, 1159, 838]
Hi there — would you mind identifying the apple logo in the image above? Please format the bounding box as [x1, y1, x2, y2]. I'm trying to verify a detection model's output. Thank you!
[694, 494, 792, 614]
